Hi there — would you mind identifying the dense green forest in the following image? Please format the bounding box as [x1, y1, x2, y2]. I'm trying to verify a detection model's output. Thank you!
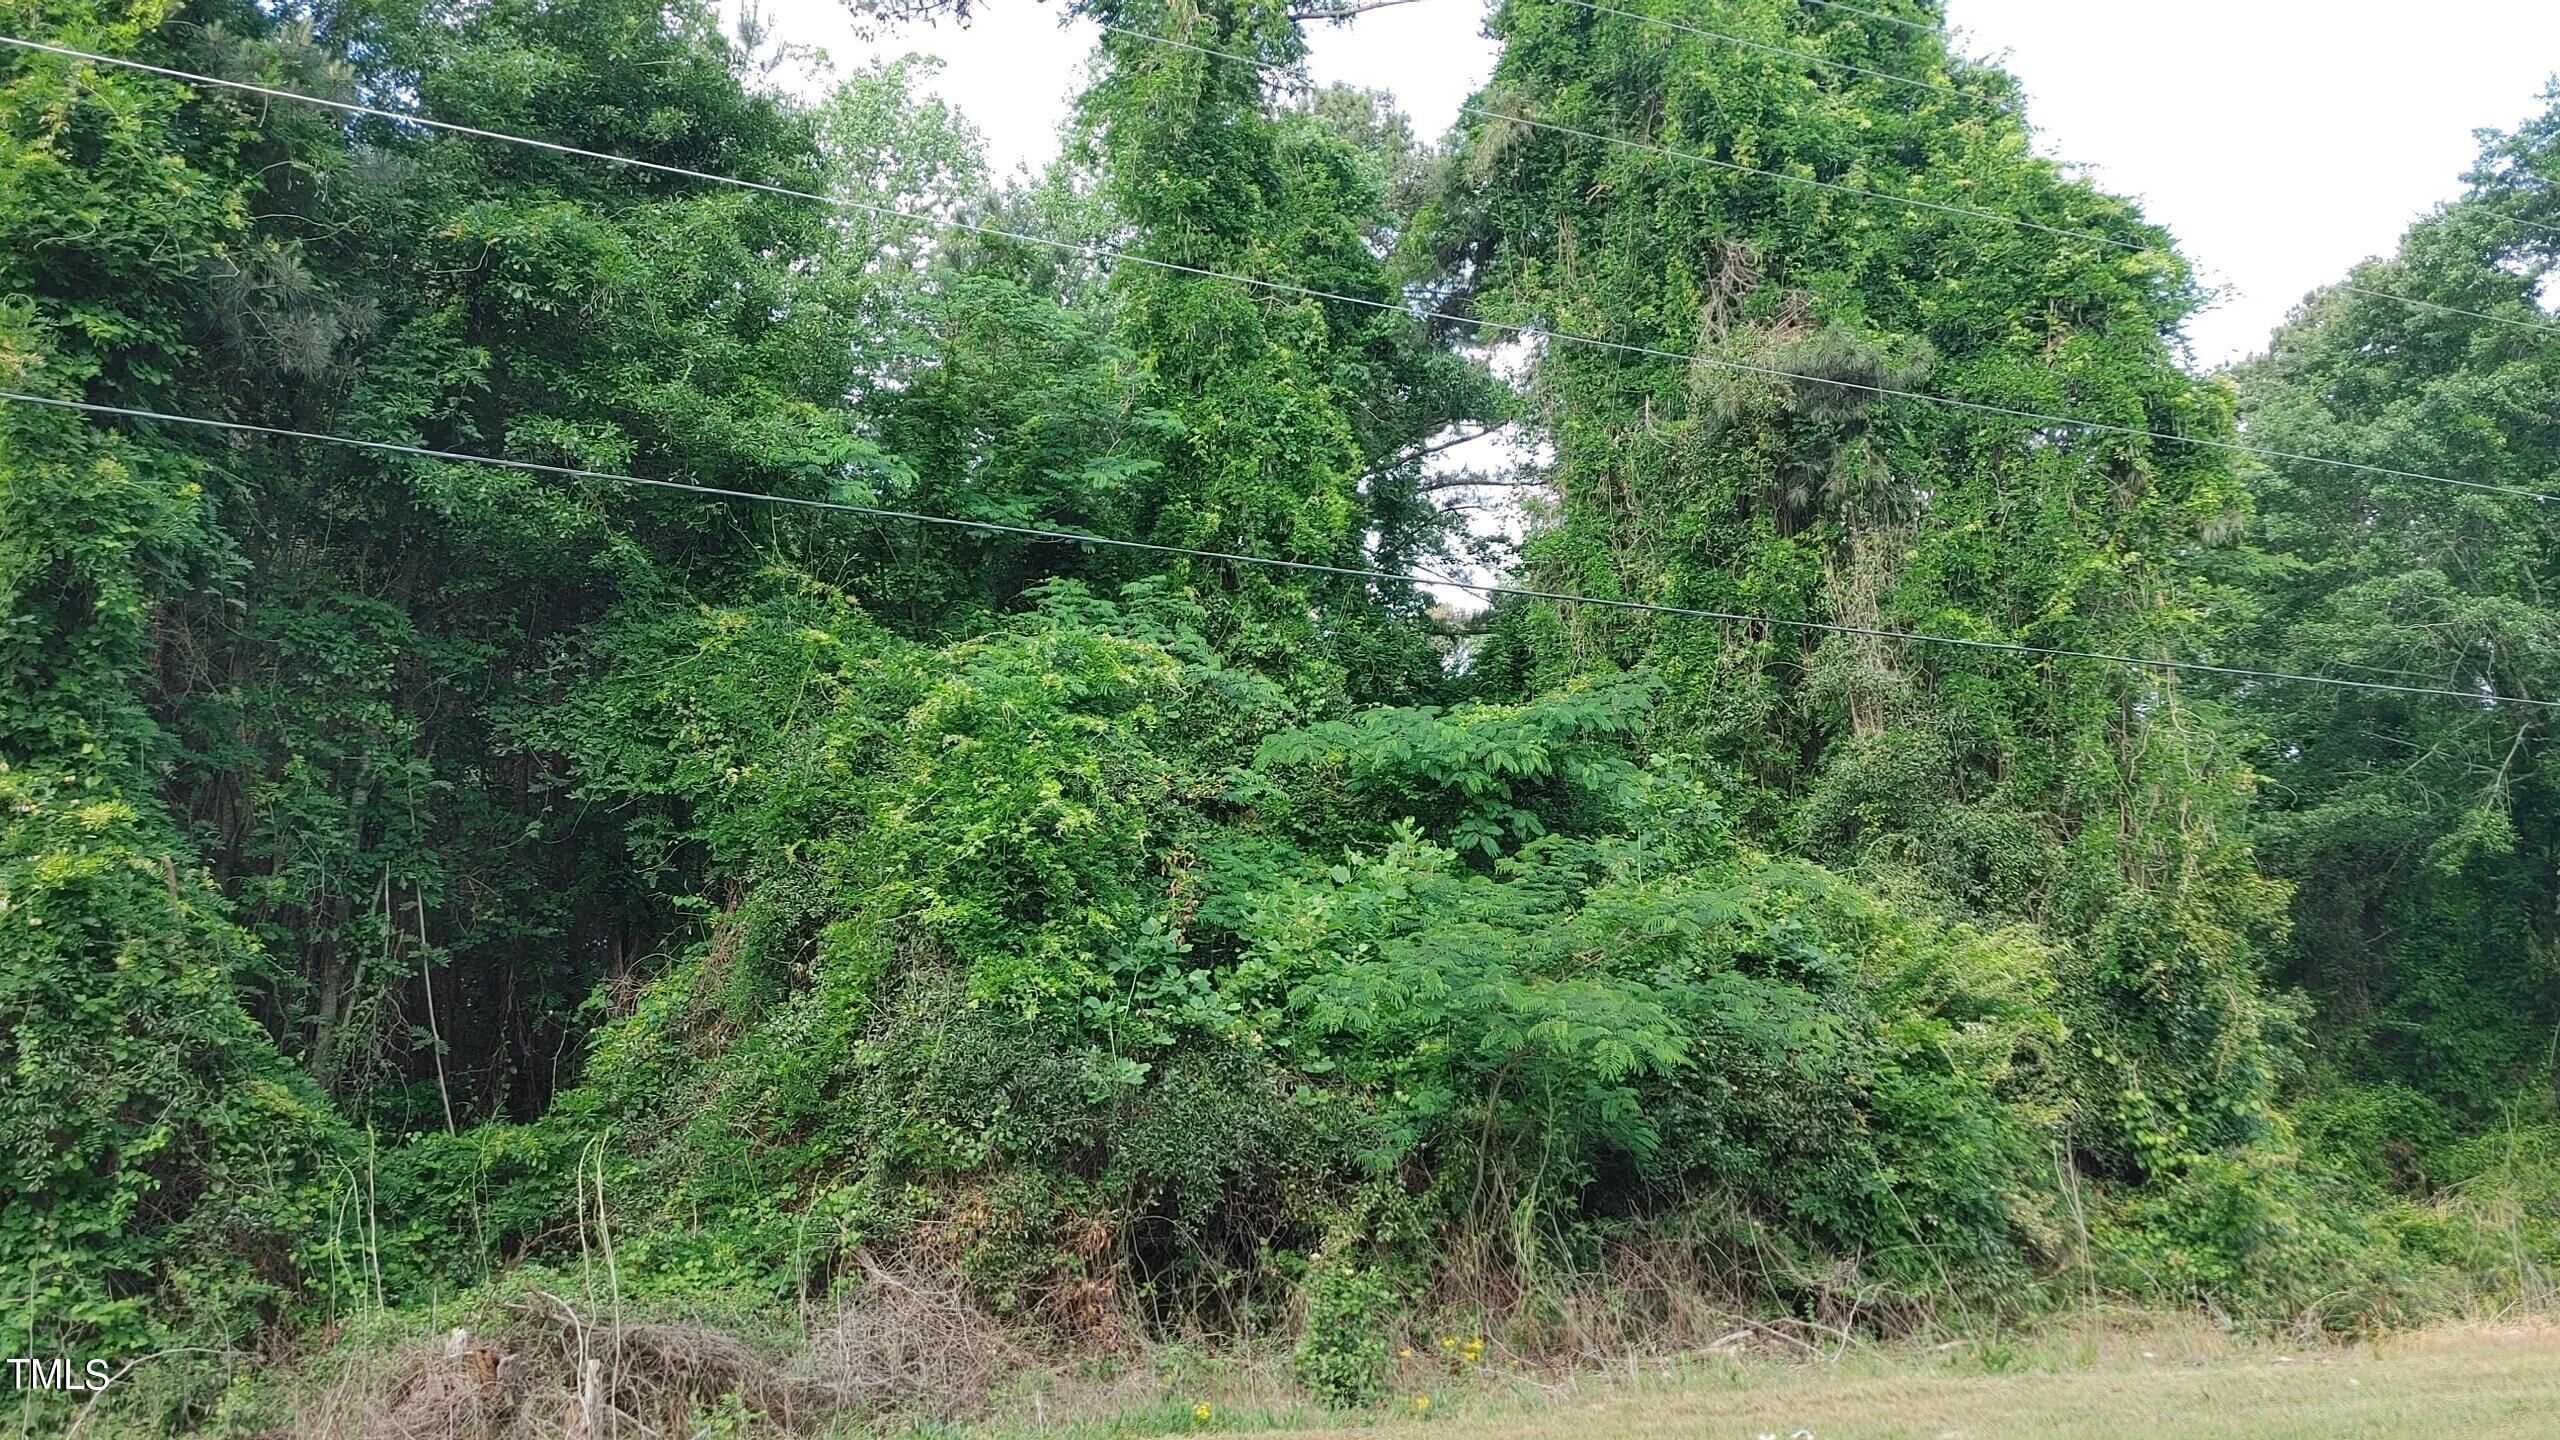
[1, 0, 2554, 1432]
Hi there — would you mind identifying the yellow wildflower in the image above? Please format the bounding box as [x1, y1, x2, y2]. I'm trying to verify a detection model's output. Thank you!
[1413, 1395, 1432, 1414]
[1193, 1400, 1212, 1422]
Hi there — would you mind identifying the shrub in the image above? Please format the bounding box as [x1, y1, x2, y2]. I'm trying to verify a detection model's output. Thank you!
[0, 767, 348, 1357]
[1292, 1248, 1397, 1407]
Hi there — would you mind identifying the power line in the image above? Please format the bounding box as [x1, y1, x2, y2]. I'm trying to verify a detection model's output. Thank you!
[8, 31, 2554, 505]
[5, 387, 2546, 711]
[2327, 280, 2560, 337]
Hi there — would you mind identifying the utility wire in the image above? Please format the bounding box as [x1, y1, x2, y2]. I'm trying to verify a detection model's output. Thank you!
[2502, 211, 2560, 242]
[4, 387, 2546, 711]
[7, 31, 2554, 506]
[1117, 19, 2560, 343]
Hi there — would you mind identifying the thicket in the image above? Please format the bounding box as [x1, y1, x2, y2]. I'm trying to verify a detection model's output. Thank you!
[1, 0, 2554, 1432]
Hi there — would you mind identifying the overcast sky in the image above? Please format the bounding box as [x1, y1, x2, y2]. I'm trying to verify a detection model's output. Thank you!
[736, 0, 2560, 368]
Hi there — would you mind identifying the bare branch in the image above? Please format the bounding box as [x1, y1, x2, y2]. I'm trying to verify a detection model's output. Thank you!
[1420, 475, 1551, 494]
[1359, 424, 1509, 485]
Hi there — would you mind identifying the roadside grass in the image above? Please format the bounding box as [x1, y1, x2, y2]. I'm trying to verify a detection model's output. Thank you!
[1148, 1322, 2560, 1440]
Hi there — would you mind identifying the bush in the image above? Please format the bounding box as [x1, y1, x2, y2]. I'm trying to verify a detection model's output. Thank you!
[0, 767, 348, 1356]
[2090, 1150, 2419, 1331]
[1292, 1248, 1397, 1407]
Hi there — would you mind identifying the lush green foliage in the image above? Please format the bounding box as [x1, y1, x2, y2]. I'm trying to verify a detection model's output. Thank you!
[4, 0, 2556, 1430]
[522, 587, 2079, 1322]
[0, 767, 348, 1355]
[2220, 91, 2560, 1163]
[1424, 0, 2292, 1185]
[1, 0, 353, 1373]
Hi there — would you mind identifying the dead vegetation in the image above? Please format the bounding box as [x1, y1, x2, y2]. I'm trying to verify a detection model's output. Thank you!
[278, 1232, 1849, 1439]
[796, 1255, 1033, 1423]
[293, 1253, 1025, 1439]
[258, 1200, 2559, 1440]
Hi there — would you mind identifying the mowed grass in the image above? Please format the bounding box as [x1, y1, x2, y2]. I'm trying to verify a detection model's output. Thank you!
[1215, 1324, 2560, 1440]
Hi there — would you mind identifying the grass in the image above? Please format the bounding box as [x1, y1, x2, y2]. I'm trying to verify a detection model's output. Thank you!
[1180, 1323, 2560, 1440]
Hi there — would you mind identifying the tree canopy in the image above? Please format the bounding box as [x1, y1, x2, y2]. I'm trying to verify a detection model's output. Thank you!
[2, 0, 2555, 1430]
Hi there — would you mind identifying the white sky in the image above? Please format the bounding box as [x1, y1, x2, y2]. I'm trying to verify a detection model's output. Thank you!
[739, 0, 2560, 369]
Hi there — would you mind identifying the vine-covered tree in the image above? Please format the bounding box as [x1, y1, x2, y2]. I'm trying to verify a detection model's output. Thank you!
[1428, 0, 2286, 1174]
[5, 0, 2558, 1429]
[1, 0, 349, 1361]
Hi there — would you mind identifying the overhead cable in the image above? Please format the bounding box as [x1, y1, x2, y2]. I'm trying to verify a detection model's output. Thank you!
[6, 31, 2553, 506]
[5, 388, 2546, 710]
